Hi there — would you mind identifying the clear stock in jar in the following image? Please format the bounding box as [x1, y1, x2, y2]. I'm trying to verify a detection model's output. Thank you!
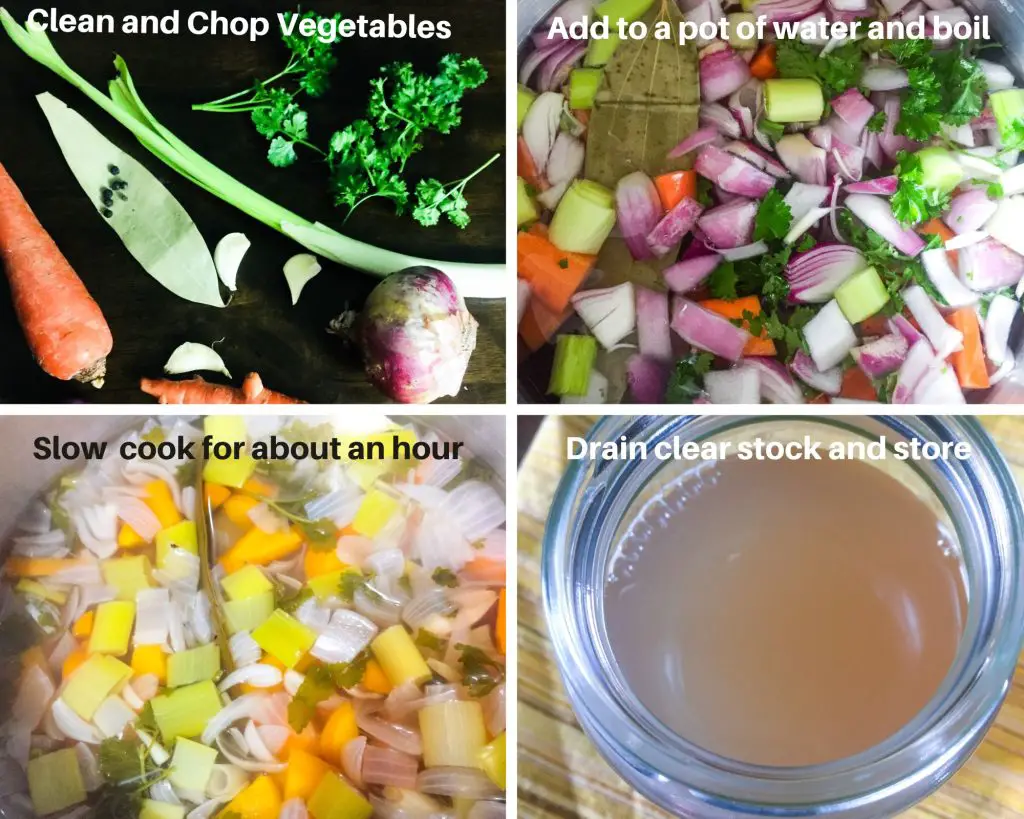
[543, 415, 1024, 818]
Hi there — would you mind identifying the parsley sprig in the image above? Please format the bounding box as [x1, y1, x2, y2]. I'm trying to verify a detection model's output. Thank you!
[775, 39, 865, 99]
[891, 150, 951, 226]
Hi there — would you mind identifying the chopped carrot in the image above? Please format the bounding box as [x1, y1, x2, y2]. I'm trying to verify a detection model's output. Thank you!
[4, 557, 85, 577]
[222, 494, 260, 528]
[219, 527, 302, 574]
[62, 644, 89, 680]
[654, 170, 698, 212]
[145, 480, 182, 529]
[72, 611, 95, 638]
[840, 366, 877, 400]
[698, 296, 777, 356]
[496, 589, 506, 655]
[282, 748, 332, 801]
[243, 477, 278, 498]
[131, 644, 167, 683]
[140, 372, 305, 404]
[117, 523, 146, 549]
[361, 659, 393, 695]
[204, 483, 231, 510]
[517, 230, 597, 314]
[281, 723, 320, 760]
[948, 307, 990, 389]
[462, 556, 506, 584]
[519, 300, 573, 353]
[305, 549, 347, 580]
[808, 392, 831, 404]
[858, 314, 891, 337]
[749, 44, 778, 79]
[917, 218, 959, 267]
[517, 135, 547, 191]
[320, 702, 359, 761]
[0, 161, 112, 386]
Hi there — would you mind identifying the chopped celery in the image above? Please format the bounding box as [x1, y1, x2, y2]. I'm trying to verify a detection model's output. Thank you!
[251, 609, 317, 668]
[352, 489, 399, 538]
[569, 68, 603, 110]
[140, 800, 185, 819]
[224, 591, 275, 634]
[835, 266, 889, 323]
[168, 737, 218, 793]
[89, 600, 135, 656]
[991, 88, 1024, 143]
[548, 180, 616, 254]
[419, 700, 488, 769]
[101, 555, 153, 600]
[371, 624, 432, 687]
[166, 642, 221, 688]
[517, 177, 538, 227]
[27, 748, 86, 815]
[224, 774, 282, 819]
[916, 147, 963, 194]
[548, 335, 598, 396]
[150, 680, 222, 742]
[727, 13, 757, 48]
[308, 772, 373, 819]
[764, 79, 824, 123]
[201, 416, 255, 489]
[221, 564, 274, 600]
[585, 30, 621, 67]
[479, 732, 507, 789]
[62, 654, 133, 719]
[155, 520, 198, 567]
[517, 84, 536, 129]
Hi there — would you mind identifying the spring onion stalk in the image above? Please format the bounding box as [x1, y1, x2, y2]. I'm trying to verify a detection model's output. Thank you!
[89, 600, 135, 655]
[150, 680, 223, 742]
[990, 89, 1024, 145]
[308, 772, 374, 819]
[0, 12, 503, 298]
[371, 624, 433, 687]
[167, 642, 221, 688]
[101, 555, 153, 600]
[764, 79, 825, 123]
[569, 68, 603, 110]
[548, 180, 616, 254]
[547, 334, 598, 396]
[27, 748, 87, 816]
[419, 701, 489, 769]
[251, 609, 318, 668]
[833, 267, 890, 323]
[221, 565, 274, 601]
[140, 801, 186, 819]
[61, 654, 133, 720]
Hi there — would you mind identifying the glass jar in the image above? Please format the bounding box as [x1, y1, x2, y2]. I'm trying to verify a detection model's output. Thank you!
[543, 415, 1024, 818]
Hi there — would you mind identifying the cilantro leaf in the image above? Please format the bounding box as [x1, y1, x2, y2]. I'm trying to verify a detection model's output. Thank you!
[796, 234, 816, 252]
[288, 665, 334, 732]
[432, 568, 459, 588]
[775, 39, 864, 98]
[708, 260, 738, 300]
[267, 136, 298, 168]
[866, 110, 886, 133]
[329, 651, 370, 689]
[665, 351, 715, 402]
[412, 153, 499, 229]
[455, 643, 505, 697]
[891, 150, 950, 226]
[753, 189, 792, 242]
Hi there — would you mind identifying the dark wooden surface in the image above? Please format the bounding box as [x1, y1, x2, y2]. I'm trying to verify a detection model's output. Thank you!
[0, 0, 506, 404]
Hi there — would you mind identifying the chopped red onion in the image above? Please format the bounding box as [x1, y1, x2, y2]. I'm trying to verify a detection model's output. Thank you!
[635, 287, 673, 361]
[699, 44, 752, 103]
[960, 238, 1024, 293]
[727, 80, 762, 140]
[684, 0, 726, 46]
[944, 190, 997, 237]
[828, 140, 864, 182]
[668, 127, 722, 159]
[517, 280, 530, 325]
[888, 314, 924, 347]
[571, 283, 637, 349]
[921, 248, 979, 307]
[700, 103, 743, 138]
[903, 285, 963, 358]
[695, 144, 775, 198]
[754, 0, 824, 23]
[925, 8, 970, 42]
[877, 94, 918, 160]
[533, 0, 593, 47]
[646, 197, 704, 256]
[626, 355, 672, 402]
[862, 65, 909, 91]
[808, 126, 833, 152]
[724, 141, 790, 179]
[784, 207, 830, 245]
[830, 88, 875, 140]
[941, 122, 975, 147]
[775, 134, 828, 185]
[786, 243, 866, 303]
[714, 185, 745, 205]
[697, 198, 758, 248]
[616, 171, 663, 260]
[546, 132, 585, 188]
[892, 339, 936, 403]
[520, 92, 563, 176]
[341, 737, 367, 787]
[956, 149, 1003, 181]
[984, 293, 1019, 366]
[803, 299, 858, 370]
[987, 198, 1024, 258]
[670, 297, 753, 361]
[853, 333, 909, 379]
[663, 253, 723, 292]
[861, 129, 883, 170]
[845, 176, 898, 195]
[518, 43, 561, 88]
[846, 194, 926, 256]
[362, 746, 419, 789]
[978, 59, 1015, 91]
[742, 357, 804, 403]
[790, 349, 843, 395]
[720, 241, 769, 260]
[1002, 164, 1024, 197]
[355, 703, 424, 756]
[913, 361, 966, 404]
[538, 41, 587, 92]
[784, 182, 831, 222]
[417, 767, 501, 799]
[704, 367, 761, 403]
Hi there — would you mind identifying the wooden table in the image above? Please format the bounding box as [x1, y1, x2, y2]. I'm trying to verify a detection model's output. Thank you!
[519, 415, 1024, 818]
[0, 0, 505, 404]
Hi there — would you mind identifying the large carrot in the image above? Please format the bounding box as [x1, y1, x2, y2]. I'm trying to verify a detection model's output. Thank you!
[947, 308, 990, 389]
[140, 372, 305, 404]
[0, 161, 112, 386]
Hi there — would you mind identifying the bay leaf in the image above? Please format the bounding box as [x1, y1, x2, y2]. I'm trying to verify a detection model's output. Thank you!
[36, 92, 224, 307]
[585, 0, 700, 188]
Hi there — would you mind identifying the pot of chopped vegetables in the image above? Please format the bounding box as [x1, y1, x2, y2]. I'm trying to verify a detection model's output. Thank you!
[0, 415, 506, 818]
[517, 0, 1024, 404]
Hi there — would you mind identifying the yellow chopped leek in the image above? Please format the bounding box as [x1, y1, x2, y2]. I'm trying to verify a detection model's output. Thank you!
[202, 416, 255, 488]
[224, 591, 275, 634]
[16, 578, 67, 604]
[155, 520, 198, 567]
[27, 748, 86, 816]
[371, 625, 431, 687]
[308, 772, 373, 819]
[61, 654, 132, 720]
[352, 489, 399, 538]
[89, 600, 135, 656]
[251, 609, 317, 668]
[548, 179, 616, 254]
[419, 700, 488, 769]
[101, 555, 153, 600]
[166, 642, 221, 688]
[150, 680, 222, 742]
[168, 737, 218, 793]
[479, 732, 507, 788]
[221, 564, 274, 600]
[140, 800, 186, 819]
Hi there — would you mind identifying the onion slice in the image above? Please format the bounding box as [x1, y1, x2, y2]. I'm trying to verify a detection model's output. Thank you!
[921, 248, 978, 307]
[790, 350, 842, 395]
[571, 283, 636, 350]
[615, 172, 662, 260]
[670, 298, 752, 362]
[846, 194, 926, 257]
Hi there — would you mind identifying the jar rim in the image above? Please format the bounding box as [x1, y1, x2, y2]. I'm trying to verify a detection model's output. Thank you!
[543, 415, 1024, 817]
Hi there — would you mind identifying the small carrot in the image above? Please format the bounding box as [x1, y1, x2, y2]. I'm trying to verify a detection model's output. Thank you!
[698, 296, 776, 356]
[0, 161, 112, 386]
[517, 228, 596, 314]
[654, 170, 698, 212]
[858, 314, 891, 337]
[519, 300, 573, 353]
[140, 372, 305, 404]
[462, 556, 506, 584]
[948, 307, 990, 389]
[4, 557, 85, 577]
[517, 136, 547, 191]
[749, 44, 778, 79]
[495, 588, 506, 655]
[840, 366, 877, 400]
[917, 218, 959, 267]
